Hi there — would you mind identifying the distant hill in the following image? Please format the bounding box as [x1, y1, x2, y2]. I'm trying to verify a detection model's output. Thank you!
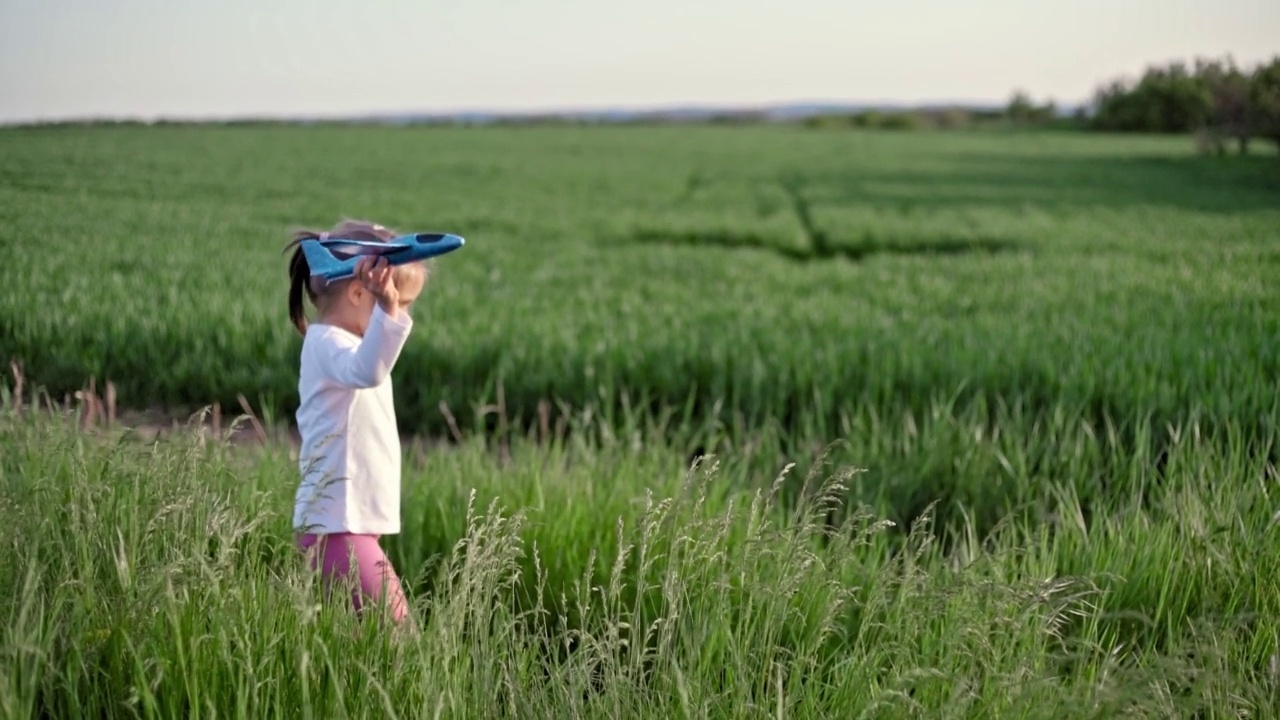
[4, 99, 1081, 128]
[316, 100, 1022, 127]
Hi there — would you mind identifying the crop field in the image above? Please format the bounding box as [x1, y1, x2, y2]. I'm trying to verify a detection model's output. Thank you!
[2, 124, 1280, 718]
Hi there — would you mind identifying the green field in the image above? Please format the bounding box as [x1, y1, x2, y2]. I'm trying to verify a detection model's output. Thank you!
[2, 124, 1280, 718]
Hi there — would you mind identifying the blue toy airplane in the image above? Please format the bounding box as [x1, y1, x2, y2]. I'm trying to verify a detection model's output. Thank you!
[301, 232, 465, 282]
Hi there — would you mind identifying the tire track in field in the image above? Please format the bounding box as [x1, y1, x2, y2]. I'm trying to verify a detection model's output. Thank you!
[635, 172, 1020, 263]
[778, 174, 835, 260]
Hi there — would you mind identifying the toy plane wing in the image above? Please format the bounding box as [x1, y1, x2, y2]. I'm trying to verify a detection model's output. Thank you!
[301, 232, 465, 281]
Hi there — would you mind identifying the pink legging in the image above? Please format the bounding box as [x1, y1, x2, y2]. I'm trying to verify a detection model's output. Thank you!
[297, 533, 409, 623]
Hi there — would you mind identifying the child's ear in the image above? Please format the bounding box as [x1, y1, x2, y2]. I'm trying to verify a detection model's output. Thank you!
[346, 281, 365, 305]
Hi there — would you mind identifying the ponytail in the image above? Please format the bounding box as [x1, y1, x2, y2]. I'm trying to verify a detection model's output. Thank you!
[284, 231, 321, 336]
[283, 219, 401, 336]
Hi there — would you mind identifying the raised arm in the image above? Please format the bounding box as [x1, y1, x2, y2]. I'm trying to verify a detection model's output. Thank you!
[316, 305, 414, 388]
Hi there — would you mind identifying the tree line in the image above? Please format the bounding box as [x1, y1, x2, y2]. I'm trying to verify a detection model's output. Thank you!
[1086, 55, 1280, 154]
[804, 54, 1280, 155]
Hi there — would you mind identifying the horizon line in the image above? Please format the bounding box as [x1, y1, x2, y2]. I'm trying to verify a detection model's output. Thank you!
[0, 95, 1081, 128]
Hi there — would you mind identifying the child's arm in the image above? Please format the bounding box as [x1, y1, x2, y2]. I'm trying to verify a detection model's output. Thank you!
[316, 305, 413, 389]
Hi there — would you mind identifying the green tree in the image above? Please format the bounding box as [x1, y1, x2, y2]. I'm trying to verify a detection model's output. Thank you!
[1091, 61, 1212, 133]
[1006, 90, 1035, 124]
[1196, 56, 1252, 154]
[1249, 56, 1280, 154]
[1006, 90, 1057, 126]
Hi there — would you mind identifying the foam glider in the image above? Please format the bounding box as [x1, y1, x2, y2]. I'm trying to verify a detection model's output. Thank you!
[301, 233, 465, 282]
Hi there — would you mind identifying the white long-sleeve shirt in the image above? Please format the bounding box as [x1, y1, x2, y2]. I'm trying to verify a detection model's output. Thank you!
[292, 304, 413, 535]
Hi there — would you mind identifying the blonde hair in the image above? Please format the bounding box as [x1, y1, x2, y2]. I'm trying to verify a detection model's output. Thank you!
[283, 219, 428, 335]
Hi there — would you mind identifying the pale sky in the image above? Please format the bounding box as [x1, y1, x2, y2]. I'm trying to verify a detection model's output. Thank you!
[1, 0, 1276, 123]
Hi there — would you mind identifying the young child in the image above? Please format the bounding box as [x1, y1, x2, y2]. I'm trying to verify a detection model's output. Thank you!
[283, 219, 428, 626]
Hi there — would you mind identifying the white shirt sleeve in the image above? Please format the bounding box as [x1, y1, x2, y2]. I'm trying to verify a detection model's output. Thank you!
[315, 305, 414, 388]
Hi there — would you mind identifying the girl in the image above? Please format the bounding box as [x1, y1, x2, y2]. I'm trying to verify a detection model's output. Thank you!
[284, 219, 428, 626]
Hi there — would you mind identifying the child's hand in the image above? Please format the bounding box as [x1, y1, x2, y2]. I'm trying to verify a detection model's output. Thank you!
[355, 256, 400, 314]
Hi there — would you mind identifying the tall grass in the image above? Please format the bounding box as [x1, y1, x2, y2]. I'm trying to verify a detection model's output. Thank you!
[3, 392, 1277, 718]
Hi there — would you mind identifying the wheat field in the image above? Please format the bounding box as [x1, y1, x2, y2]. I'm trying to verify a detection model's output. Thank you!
[2, 123, 1279, 718]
